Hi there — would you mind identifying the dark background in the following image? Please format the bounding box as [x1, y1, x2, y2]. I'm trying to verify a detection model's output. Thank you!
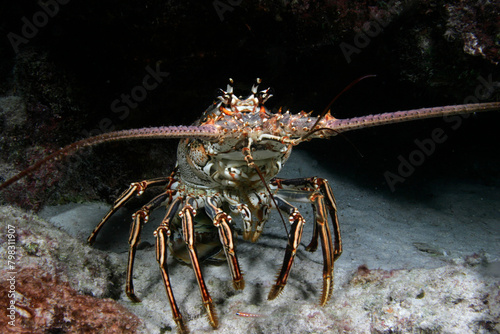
[0, 0, 499, 209]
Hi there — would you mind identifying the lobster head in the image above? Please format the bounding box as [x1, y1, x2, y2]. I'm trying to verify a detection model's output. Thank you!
[216, 78, 273, 115]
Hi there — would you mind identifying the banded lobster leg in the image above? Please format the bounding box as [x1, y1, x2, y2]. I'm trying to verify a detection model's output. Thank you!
[125, 190, 173, 301]
[178, 197, 219, 329]
[155, 194, 245, 333]
[269, 177, 342, 306]
[87, 171, 176, 244]
[154, 197, 189, 333]
[204, 195, 245, 290]
[87, 172, 176, 302]
[267, 195, 306, 300]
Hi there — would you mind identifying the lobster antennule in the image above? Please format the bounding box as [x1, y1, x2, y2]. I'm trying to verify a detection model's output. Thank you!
[0, 125, 219, 191]
[301, 74, 377, 141]
[320, 102, 500, 135]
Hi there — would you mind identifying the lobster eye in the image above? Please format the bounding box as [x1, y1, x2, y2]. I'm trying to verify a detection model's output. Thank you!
[258, 87, 274, 104]
[262, 87, 274, 96]
[216, 88, 232, 106]
[215, 88, 225, 97]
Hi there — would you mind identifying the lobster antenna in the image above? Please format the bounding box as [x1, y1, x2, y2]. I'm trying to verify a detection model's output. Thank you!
[242, 136, 290, 239]
[302, 74, 377, 141]
[0, 125, 218, 191]
[252, 162, 290, 238]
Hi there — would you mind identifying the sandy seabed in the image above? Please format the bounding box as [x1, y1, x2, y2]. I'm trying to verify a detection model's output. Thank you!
[1, 149, 499, 333]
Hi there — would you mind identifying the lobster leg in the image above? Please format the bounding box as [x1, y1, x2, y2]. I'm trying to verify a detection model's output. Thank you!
[126, 191, 172, 302]
[87, 175, 174, 245]
[271, 177, 342, 305]
[180, 197, 218, 329]
[310, 190, 335, 306]
[204, 196, 245, 290]
[312, 178, 342, 262]
[297, 178, 341, 261]
[268, 196, 306, 300]
[154, 197, 189, 334]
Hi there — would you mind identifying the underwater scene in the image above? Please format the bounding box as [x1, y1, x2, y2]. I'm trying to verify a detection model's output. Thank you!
[0, 1, 499, 333]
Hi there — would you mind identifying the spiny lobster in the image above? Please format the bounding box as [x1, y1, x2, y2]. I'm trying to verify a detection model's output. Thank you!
[1, 78, 499, 333]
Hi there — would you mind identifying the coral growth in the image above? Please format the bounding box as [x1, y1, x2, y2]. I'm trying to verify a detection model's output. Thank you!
[0, 268, 142, 333]
[445, 0, 500, 64]
[0, 205, 146, 333]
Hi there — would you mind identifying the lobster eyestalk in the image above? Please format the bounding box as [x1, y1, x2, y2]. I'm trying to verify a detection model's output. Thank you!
[299, 102, 500, 140]
[0, 125, 219, 191]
